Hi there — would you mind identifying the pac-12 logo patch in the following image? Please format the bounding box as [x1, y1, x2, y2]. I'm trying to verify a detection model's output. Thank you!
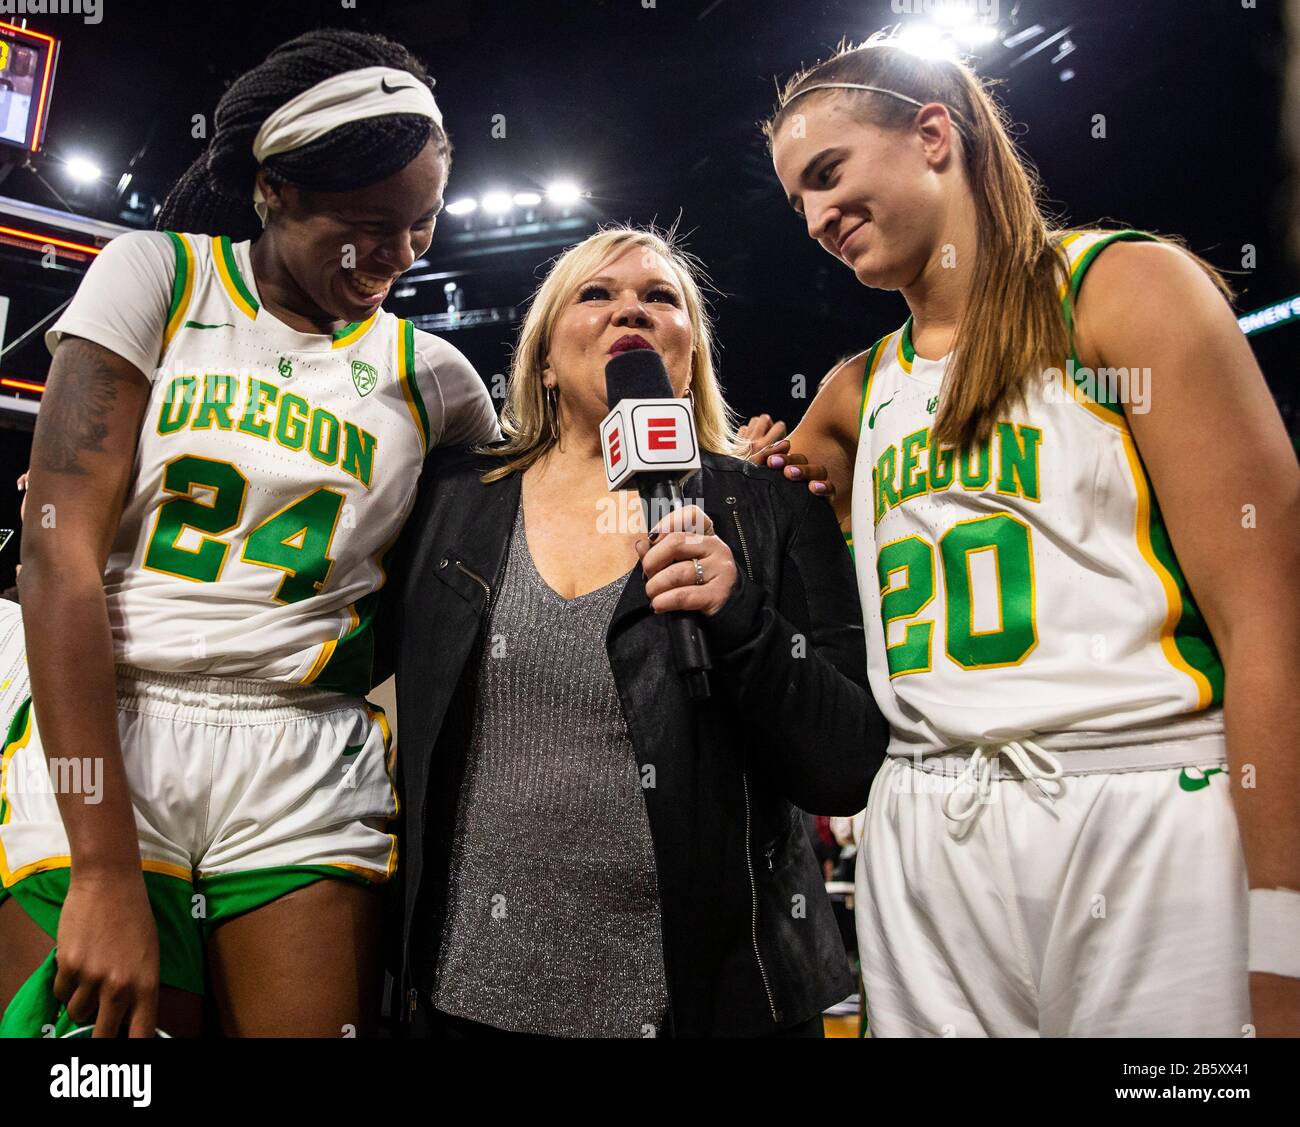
[352, 360, 378, 397]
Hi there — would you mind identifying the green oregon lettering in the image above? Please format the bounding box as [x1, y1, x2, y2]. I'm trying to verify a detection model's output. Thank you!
[156, 373, 378, 489]
[873, 421, 1043, 526]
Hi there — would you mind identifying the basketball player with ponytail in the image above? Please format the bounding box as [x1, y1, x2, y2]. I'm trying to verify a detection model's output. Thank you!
[0, 29, 498, 1036]
[764, 38, 1299, 1036]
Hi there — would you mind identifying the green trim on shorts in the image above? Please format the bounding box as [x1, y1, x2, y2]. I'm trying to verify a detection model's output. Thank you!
[0, 869, 202, 1038]
[196, 864, 376, 932]
[0, 864, 376, 1036]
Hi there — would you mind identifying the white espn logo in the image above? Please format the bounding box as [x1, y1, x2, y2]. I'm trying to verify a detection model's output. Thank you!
[600, 399, 700, 491]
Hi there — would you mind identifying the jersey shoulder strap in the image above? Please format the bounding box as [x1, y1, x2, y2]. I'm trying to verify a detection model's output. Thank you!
[1053, 228, 1157, 418]
[158, 230, 210, 351]
[393, 318, 431, 455]
[1056, 228, 1157, 335]
[210, 234, 261, 322]
[857, 328, 901, 432]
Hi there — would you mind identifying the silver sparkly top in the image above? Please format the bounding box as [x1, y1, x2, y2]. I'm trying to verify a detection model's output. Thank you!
[431, 505, 670, 1037]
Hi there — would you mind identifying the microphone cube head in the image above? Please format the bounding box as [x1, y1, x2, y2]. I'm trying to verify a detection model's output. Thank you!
[601, 399, 701, 491]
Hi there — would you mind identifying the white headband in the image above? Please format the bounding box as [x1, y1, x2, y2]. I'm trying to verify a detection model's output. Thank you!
[784, 82, 927, 110]
[251, 66, 444, 224]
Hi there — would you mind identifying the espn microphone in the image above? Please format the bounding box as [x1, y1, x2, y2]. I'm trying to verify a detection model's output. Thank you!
[602, 348, 711, 701]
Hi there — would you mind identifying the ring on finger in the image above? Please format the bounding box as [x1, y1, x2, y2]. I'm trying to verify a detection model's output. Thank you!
[693, 559, 706, 586]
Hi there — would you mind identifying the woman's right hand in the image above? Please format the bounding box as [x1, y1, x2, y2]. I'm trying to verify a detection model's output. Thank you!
[54, 870, 159, 1037]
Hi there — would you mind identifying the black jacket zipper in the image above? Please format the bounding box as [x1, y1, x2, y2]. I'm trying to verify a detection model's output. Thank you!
[454, 559, 492, 601]
[725, 494, 779, 1025]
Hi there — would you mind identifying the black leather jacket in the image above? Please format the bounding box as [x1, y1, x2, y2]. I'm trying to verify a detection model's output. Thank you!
[377, 446, 887, 1037]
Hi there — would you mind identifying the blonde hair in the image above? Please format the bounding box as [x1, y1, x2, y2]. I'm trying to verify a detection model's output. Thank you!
[765, 37, 1232, 449]
[480, 225, 745, 482]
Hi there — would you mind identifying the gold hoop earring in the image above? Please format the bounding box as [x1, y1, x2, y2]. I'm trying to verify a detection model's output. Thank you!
[545, 384, 560, 443]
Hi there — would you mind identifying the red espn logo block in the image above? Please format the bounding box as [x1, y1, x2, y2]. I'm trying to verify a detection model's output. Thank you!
[646, 416, 677, 451]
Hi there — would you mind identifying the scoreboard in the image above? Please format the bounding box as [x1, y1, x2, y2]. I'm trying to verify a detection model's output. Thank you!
[0, 22, 58, 154]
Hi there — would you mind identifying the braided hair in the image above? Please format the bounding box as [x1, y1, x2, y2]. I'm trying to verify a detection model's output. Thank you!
[157, 29, 450, 242]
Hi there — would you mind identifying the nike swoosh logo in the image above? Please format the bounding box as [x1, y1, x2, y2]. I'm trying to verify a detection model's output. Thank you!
[183, 321, 235, 331]
[381, 79, 415, 94]
[868, 395, 897, 429]
[1178, 766, 1224, 792]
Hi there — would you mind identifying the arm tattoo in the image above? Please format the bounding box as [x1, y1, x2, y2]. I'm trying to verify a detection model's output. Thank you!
[35, 342, 137, 476]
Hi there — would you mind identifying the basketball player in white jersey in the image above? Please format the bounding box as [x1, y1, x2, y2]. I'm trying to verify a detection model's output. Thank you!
[762, 38, 1299, 1035]
[0, 31, 499, 1037]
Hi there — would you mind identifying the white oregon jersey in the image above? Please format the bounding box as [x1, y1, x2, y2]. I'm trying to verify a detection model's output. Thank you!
[66, 233, 488, 694]
[849, 231, 1224, 757]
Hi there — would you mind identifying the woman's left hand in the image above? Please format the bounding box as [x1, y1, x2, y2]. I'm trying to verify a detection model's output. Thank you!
[635, 504, 739, 617]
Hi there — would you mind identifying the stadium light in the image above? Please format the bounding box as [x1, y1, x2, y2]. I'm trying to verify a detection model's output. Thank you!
[546, 180, 583, 206]
[513, 191, 542, 207]
[930, 3, 977, 27]
[1004, 24, 1045, 49]
[954, 24, 999, 47]
[445, 197, 478, 216]
[895, 24, 962, 61]
[481, 191, 514, 215]
[64, 156, 102, 183]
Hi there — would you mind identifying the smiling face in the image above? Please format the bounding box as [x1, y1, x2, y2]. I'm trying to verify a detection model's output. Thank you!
[772, 94, 954, 291]
[543, 245, 695, 426]
[258, 139, 447, 324]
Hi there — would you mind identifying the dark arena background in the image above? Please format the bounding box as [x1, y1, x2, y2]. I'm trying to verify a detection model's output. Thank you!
[0, 0, 1297, 1093]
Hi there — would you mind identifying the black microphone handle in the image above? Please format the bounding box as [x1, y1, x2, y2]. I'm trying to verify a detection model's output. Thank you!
[639, 476, 712, 701]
